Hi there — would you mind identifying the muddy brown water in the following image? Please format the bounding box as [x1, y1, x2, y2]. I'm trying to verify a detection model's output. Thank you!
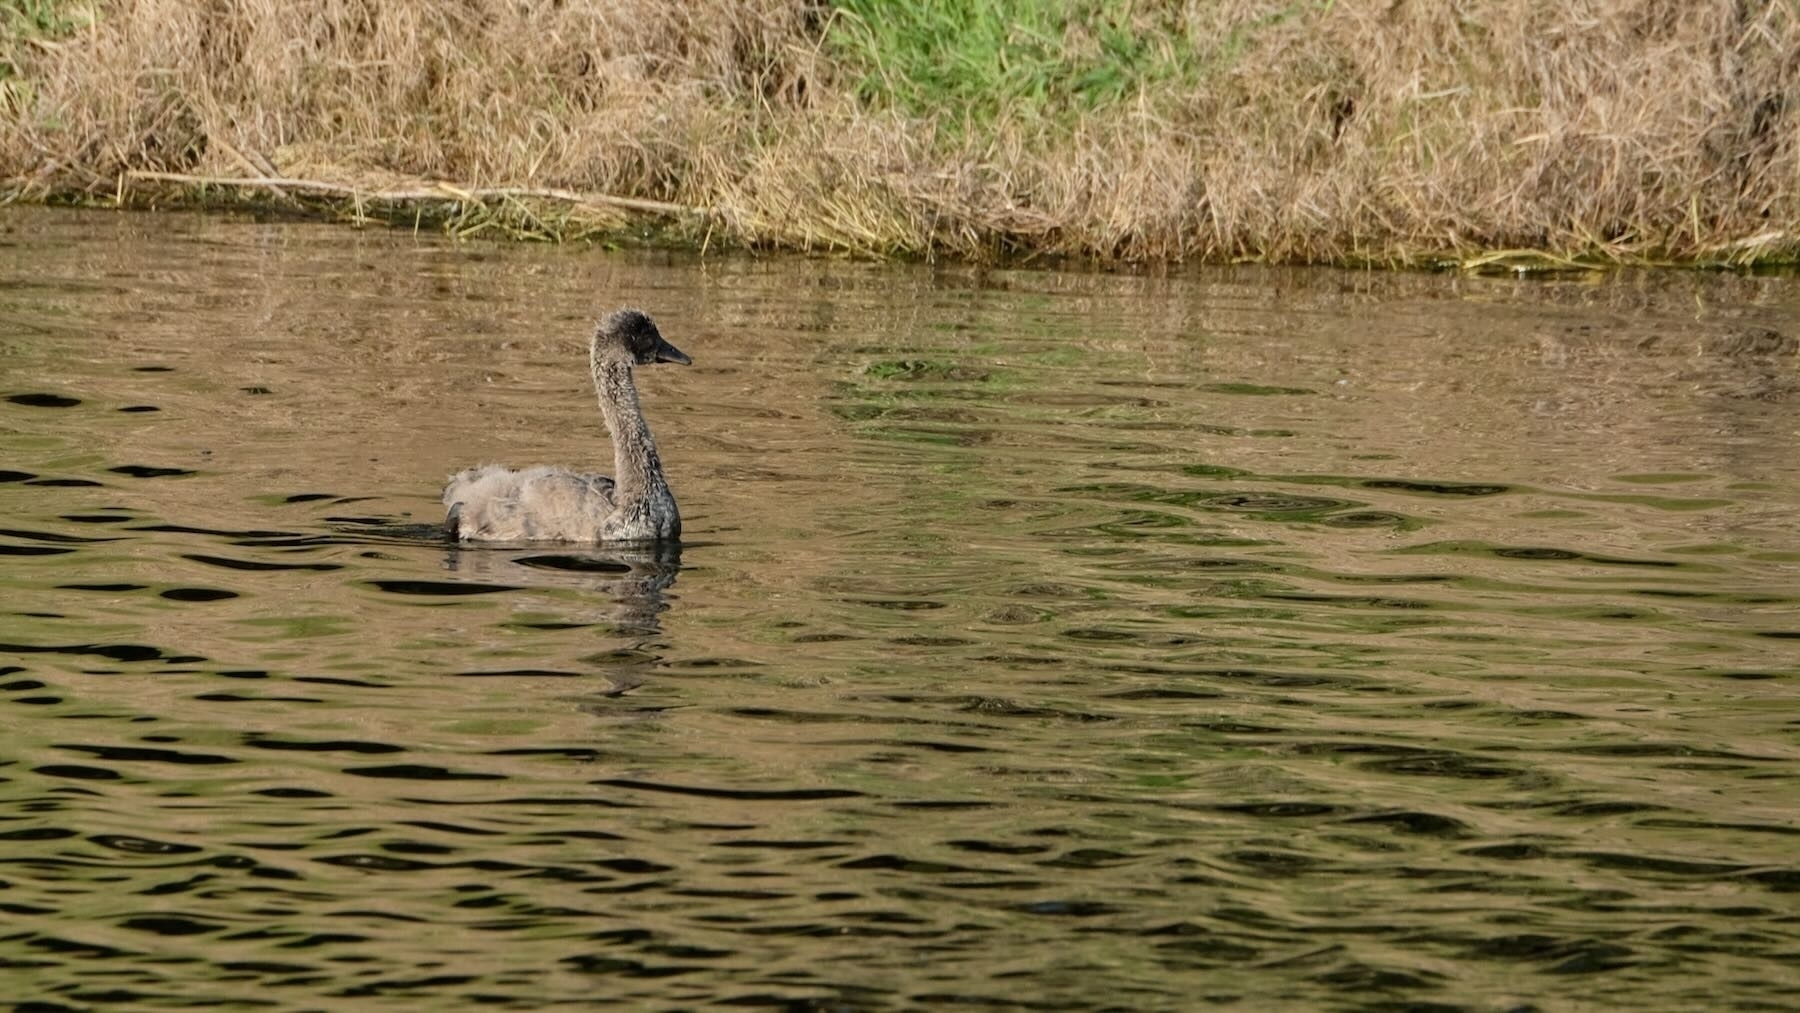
[1, 207, 1797, 1011]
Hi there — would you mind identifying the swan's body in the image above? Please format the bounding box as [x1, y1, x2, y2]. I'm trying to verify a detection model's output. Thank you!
[443, 308, 690, 544]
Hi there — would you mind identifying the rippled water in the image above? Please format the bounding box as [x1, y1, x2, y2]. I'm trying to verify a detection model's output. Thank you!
[2, 207, 1798, 1010]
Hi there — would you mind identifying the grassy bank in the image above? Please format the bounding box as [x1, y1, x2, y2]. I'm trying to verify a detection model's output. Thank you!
[3, 0, 1797, 266]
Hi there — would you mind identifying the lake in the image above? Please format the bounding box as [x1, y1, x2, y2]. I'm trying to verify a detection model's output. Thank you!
[1, 207, 1797, 1010]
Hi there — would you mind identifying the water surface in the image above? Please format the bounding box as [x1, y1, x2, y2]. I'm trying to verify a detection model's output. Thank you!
[2, 208, 1798, 1010]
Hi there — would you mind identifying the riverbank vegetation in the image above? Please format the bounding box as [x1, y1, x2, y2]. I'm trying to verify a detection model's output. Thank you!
[3, 0, 1797, 266]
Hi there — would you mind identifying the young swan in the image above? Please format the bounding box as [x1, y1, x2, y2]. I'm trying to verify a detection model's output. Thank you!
[443, 308, 691, 543]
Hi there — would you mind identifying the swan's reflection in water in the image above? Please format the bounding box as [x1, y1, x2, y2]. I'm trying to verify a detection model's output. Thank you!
[443, 542, 682, 633]
[443, 542, 683, 697]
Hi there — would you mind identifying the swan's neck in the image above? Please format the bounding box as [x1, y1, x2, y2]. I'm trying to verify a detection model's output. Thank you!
[591, 359, 666, 499]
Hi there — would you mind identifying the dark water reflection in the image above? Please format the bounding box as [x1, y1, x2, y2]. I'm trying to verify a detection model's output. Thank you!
[1, 208, 1798, 1010]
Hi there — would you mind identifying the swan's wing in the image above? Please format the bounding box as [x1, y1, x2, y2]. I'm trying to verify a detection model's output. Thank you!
[443, 465, 615, 542]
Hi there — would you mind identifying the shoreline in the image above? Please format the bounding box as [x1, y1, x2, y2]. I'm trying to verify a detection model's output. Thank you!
[5, 1, 1797, 269]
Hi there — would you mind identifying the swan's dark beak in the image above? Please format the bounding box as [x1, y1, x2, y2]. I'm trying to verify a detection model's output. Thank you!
[655, 339, 692, 366]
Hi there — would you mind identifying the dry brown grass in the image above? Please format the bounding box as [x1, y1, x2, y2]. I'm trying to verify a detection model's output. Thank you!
[3, 0, 1797, 265]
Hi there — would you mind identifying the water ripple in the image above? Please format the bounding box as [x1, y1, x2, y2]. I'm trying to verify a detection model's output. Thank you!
[0, 211, 1795, 1009]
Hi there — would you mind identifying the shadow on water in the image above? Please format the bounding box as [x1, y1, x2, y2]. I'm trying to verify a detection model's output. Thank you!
[443, 543, 684, 683]
[337, 516, 687, 690]
[0, 208, 1797, 1010]
[333, 518, 681, 588]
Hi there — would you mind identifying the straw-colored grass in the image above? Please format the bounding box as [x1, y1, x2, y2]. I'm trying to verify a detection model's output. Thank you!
[3, 0, 1797, 266]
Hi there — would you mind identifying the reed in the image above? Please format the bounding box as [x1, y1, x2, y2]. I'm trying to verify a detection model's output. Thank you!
[3, 0, 1796, 266]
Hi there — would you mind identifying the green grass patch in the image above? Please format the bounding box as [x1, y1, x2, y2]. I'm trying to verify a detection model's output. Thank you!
[825, 0, 1206, 134]
[3, 0, 93, 87]
[2, 0, 90, 38]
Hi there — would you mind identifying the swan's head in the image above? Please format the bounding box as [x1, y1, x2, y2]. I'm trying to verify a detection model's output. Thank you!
[595, 308, 692, 367]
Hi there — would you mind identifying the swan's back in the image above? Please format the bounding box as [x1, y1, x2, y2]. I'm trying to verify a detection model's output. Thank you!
[443, 465, 615, 542]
